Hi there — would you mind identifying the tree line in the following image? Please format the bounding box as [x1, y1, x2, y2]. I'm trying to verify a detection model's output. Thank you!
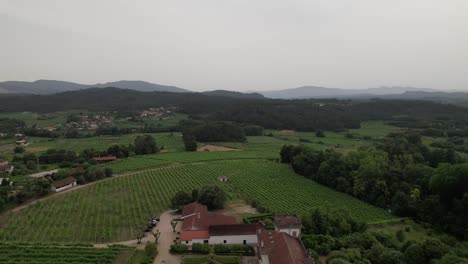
[2, 88, 468, 132]
[280, 131, 468, 240]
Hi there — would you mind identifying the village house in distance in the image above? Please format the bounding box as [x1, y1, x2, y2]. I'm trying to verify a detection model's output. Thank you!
[179, 202, 314, 264]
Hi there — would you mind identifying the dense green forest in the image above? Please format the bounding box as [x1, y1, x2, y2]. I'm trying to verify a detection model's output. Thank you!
[1, 88, 468, 132]
[280, 131, 468, 240]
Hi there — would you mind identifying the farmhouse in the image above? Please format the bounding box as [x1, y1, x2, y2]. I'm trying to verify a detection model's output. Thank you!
[51, 176, 77, 192]
[180, 202, 259, 245]
[93, 156, 117, 163]
[15, 140, 28, 146]
[258, 229, 314, 264]
[209, 224, 259, 245]
[274, 215, 302, 238]
[0, 160, 13, 174]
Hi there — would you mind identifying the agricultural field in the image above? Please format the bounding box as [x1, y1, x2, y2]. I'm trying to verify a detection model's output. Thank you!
[0, 243, 130, 264]
[113, 113, 188, 129]
[27, 132, 185, 153]
[102, 150, 278, 173]
[213, 121, 401, 154]
[0, 111, 69, 127]
[0, 159, 396, 243]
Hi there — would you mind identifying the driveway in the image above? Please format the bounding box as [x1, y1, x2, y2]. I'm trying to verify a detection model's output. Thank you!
[153, 210, 182, 264]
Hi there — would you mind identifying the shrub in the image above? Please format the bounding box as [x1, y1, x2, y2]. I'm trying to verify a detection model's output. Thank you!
[170, 244, 189, 254]
[214, 244, 230, 254]
[191, 243, 210, 254]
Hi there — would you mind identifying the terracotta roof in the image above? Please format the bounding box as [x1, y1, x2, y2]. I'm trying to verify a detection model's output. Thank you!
[180, 202, 237, 242]
[52, 176, 77, 188]
[180, 230, 209, 241]
[258, 230, 314, 264]
[93, 156, 117, 161]
[0, 165, 10, 172]
[275, 215, 301, 228]
[181, 202, 236, 231]
[209, 224, 259, 236]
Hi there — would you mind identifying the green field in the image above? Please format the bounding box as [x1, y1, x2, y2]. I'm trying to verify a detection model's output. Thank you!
[0, 243, 128, 264]
[28, 132, 185, 152]
[0, 112, 68, 127]
[0, 159, 395, 243]
[102, 150, 278, 173]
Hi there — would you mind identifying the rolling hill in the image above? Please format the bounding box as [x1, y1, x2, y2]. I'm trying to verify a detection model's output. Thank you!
[0, 80, 190, 94]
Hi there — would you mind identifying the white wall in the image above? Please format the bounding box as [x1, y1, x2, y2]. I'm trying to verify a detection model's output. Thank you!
[182, 238, 206, 246]
[53, 182, 77, 192]
[209, 234, 258, 245]
[276, 227, 301, 238]
[259, 255, 270, 264]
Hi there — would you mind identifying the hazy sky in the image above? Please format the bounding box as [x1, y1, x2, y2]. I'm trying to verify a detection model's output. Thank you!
[1, 0, 467, 91]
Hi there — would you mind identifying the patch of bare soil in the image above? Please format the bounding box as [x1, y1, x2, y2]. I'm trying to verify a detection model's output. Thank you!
[197, 144, 237, 152]
[279, 130, 297, 135]
[336, 148, 353, 155]
[26, 147, 49, 153]
[0, 144, 14, 152]
[221, 201, 258, 222]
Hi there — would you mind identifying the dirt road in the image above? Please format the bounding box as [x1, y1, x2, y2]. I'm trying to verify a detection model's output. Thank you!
[153, 210, 182, 264]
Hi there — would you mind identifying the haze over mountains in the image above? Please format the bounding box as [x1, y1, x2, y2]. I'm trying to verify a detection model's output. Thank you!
[1, 80, 467, 105]
[0, 80, 190, 94]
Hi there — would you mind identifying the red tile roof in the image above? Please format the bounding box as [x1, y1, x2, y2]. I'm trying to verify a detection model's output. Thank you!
[52, 176, 77, 188]
[93, 156, 117, 162]
[209, 224, 259, 236]
[274, 215, 301, 228]
[180, 202, 237, 242]
[0, 165, 9, 172]
[181, 202, 236, 232]
[180, 230, 209, 241]
[258, 230, 314, 264]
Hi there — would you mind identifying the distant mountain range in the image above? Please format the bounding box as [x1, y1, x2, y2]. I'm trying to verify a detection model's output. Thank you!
[202, 90, 264, 99]
[258, 86, 437, 99]
[1, 80, 467, 105]
[0, 80, 190, 94]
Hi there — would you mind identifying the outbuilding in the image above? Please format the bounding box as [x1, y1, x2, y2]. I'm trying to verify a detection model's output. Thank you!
[51, 176, 77, 192]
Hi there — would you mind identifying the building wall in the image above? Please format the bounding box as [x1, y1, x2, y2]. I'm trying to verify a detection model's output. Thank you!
[209, 234, 258, 245]
[259, 255, 270, 264]
[181, 238, 207, 246]
[53, 182, 77, 192]
[276, 227, 301, 238]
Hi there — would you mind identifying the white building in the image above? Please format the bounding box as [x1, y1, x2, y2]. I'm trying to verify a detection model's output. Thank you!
[51, 176, 77, 192]
[274, 215, 302, 238]
[208, 224, 259, 245]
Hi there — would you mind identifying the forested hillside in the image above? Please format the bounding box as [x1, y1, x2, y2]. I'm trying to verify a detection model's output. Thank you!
[1, 88, 467, 132]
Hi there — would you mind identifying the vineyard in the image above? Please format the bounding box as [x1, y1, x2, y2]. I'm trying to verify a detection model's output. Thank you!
[103, 150, 278, 173]
[0, 243, 129, 264]
[0, 160, 396, 243]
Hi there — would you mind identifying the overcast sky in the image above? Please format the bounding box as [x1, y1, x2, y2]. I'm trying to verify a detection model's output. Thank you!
[1, 0, 467, 91]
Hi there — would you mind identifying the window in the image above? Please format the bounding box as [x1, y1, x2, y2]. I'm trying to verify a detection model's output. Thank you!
[185, 241, 188, 244]
[243, 240, 247, 245]
[223, 240, 227, 244]
[204, 240, 208, 244]
[292, 231, 297, 237]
